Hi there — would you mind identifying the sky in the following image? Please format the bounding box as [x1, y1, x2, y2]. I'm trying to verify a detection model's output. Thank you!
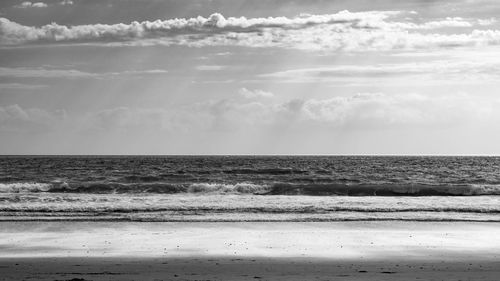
[1, 0, 500, 155]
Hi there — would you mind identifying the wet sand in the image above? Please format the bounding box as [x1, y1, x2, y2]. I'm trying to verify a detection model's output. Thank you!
[1, 221, 500, 280]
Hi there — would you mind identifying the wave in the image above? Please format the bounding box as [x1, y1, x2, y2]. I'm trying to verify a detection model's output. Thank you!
[2, 206, 500, 214]
[2, 182, 500, 196]
[260, 183, 500, 196]
[0, 182, 53, 193]
[222, 168, 308, 175]
[0, 182, 268, 194]
[186, 183, 269, 194]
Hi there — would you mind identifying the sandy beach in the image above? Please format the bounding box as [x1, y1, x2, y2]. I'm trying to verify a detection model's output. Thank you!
[1, 221, 499, 280]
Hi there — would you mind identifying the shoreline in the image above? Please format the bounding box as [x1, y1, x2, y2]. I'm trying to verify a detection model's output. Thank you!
[2, 212, 500, 222]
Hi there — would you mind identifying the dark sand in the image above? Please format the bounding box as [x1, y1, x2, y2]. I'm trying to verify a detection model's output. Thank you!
[2, 257, 500, 281]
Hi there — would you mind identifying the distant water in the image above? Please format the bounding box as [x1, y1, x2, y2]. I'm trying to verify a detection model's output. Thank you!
[1, 156, 500, 221]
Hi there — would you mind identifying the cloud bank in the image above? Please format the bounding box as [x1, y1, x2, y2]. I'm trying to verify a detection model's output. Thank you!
[3, 93, 496, 135]
[1, 11, 499, 51]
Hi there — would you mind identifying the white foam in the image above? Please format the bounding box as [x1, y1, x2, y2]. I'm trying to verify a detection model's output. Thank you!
[0, 182, 53, 193]
[187, 183, 269, 194]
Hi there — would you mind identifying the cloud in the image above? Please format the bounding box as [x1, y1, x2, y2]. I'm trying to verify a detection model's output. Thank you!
[59, 0, 73, 5]
[13, 0, 73, 8]
[195, 65, 226, 71]
[287, 93, 487, 128]
[1, 11, 499, 51]
[79, 92, 498, 134]
[0, 66, 168, 78]
[14, 1, 48, 8]
[85, 106, 211, 134]
[109, 69, 169, 76]
[259, 59, 500, 84]
[2, 92, 497, 136]
[0, 66, 95, 78]
[392, 17, 473, 30]
[238, 88, 274, 99]
[0, 83, 47, 90]
[0, 104, 65, 133]
[478, 18, 497, 26]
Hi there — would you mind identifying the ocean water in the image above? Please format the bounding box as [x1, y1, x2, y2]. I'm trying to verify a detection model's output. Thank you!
[1, 156, 500, 221]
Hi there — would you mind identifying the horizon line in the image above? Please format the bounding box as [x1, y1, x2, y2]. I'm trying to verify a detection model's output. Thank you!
[1, 154, 499, 157]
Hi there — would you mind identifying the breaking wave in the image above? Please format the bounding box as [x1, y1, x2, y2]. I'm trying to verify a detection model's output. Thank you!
[1, 182, 500, 196]
[186, 183, 269, 194]
[0, 182, 53, 193]
[261, 183, 500, 196]
[0, 182, 269, 194]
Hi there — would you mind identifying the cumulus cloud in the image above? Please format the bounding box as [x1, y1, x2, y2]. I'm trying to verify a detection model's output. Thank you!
[288, 93, 486, 128]
[478, 18, 497, 26]
[238, 88, 274, 99]
[14, 1, 48, 8]
[0, 11, 499, 51]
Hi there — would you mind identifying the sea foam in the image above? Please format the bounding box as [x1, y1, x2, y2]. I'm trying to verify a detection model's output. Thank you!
[2, 181, 500, 196]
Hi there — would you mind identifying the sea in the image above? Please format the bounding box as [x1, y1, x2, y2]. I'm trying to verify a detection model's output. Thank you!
[1, 156, 500, 222]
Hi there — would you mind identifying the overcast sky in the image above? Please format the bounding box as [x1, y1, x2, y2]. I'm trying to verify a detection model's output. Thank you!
[1, 0, 500, 155]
